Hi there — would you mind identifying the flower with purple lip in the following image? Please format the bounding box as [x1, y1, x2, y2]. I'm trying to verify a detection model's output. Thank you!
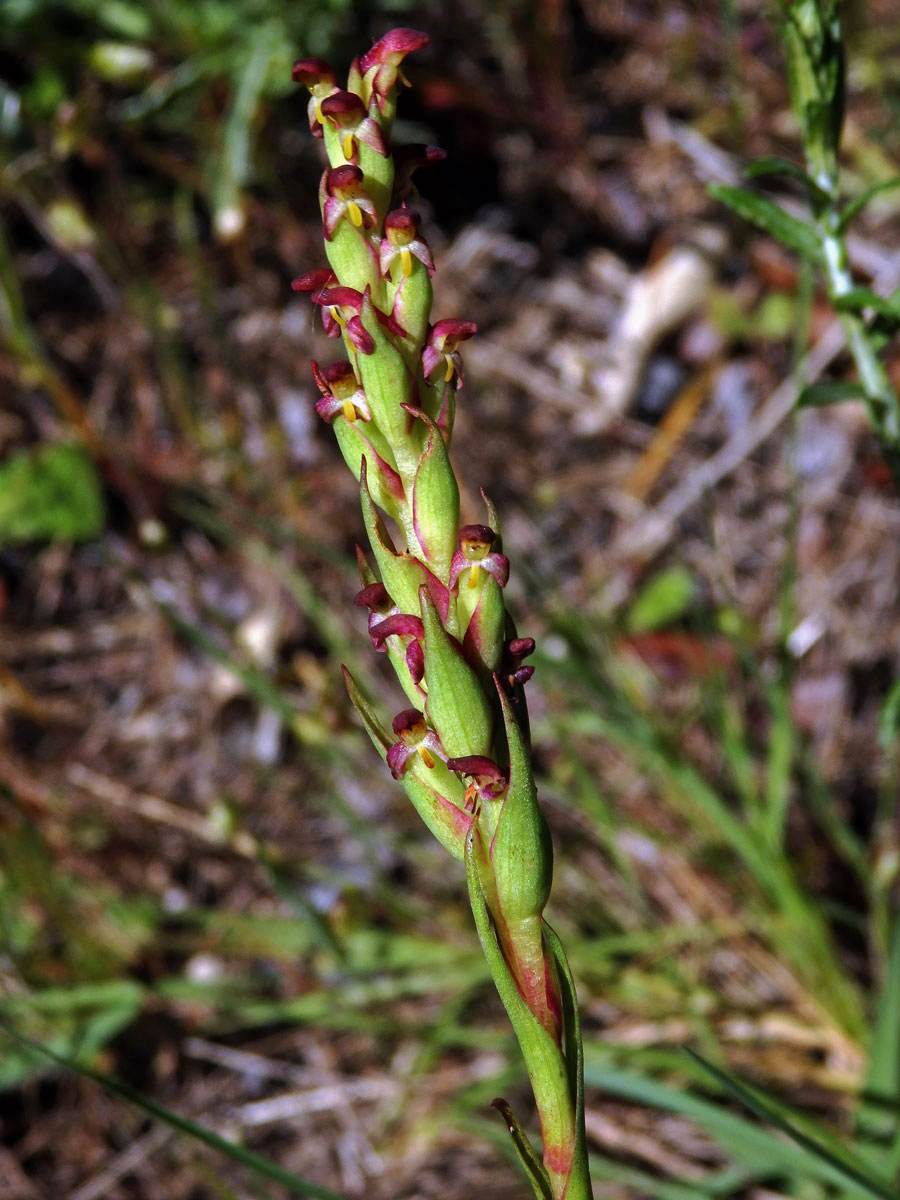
[312, 360, 371, 424]
[359, 28, 430, 110]
[355, 591, 426, 687]
[386, 708, 446, 778]
[320, 90, 388, 161]
[449, 524, 510, 592]
[380, 209, 434, 279]
[310, 285, 407, 354]
[445, 754, 508, 811]
[292, 57, 338, 138]
[422, 319, 477, 387]
[291, 269, 346, 338]
[354, 581, 397, 639]
[322, 166, 378, 240]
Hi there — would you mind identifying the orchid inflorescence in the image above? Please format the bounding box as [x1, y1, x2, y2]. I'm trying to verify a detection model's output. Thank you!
[292, 29, 590, 1199]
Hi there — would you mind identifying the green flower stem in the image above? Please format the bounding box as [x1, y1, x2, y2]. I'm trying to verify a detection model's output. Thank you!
[784, 0, 900, 478]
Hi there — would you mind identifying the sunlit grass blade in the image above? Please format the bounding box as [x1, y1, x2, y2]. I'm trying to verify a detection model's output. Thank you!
[0, 1022, 352, 1200]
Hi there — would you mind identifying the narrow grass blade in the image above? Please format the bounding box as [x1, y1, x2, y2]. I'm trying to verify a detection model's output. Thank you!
[685, 1048, 899, 1200]
[583, 1056, 886, 1197]
[858, 914, 900, 1161]
[0, 1022, 352, 1200]
[709, 185, 821, 258]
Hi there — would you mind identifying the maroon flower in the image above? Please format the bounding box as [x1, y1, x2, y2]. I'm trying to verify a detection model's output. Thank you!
[359, 29, 430, 110]
[380, 209, 434, 278]
[292, 57, 338, 138]
[449, 524, 510, 592]
[446, 754, 508, 810]
[386, 708, 445, 778]
[320, 90, 387, 161]
[369, 612, 424, 653]
[311, 360, 370, 423]
[310, 285, 375, 354]
[355, 580, 398, 643]
[422, 319, 477, 388]
[291, 269, 347, 339]
[311, 284, 407, 353]
[322, 165, 378, 240]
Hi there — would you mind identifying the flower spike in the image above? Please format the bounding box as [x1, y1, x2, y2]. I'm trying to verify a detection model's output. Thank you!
[294, 32, 592, 1200]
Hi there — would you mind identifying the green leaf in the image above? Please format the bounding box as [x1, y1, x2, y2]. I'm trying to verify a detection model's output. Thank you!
[420, 587, 493, 759]
[858, 916, 900, 1151]
[583, 1058, 880, 1197]
[490, 685, 552, 924]
[544, 923, 591, 1200]
[0, 1022, 352, 1200]
[340, 665, 392, 758]
[685, 1048, 899, 1200]
[833, 288, 900, 320]
[0, 442, 104, 547]
[797, 380, 871, 408]
[406, 406, 459, 583]
[464, 832, 576, 1197]
[745, 156, 827, 203]
[839, 176, 900, 233]
[625, 565, 696, 633]
[709, 184, 821, 259]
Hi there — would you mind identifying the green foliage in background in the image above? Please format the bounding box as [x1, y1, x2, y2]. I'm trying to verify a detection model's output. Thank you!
[0, 0, 415, 234]
[0, 442, 104, 545]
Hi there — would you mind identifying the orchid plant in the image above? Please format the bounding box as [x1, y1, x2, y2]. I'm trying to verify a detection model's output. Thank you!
[292, 29, 591, 1200]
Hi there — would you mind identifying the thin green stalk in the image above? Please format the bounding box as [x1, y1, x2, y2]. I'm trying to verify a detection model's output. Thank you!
[783, 0, 900, 476]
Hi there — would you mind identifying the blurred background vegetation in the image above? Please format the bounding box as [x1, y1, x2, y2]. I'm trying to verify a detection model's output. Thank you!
[2, 1, 900, 1197]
